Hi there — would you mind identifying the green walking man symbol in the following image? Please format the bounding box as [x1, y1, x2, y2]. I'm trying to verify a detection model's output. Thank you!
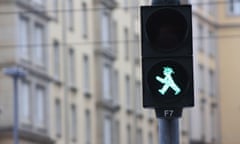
[155, 67, 181, 95]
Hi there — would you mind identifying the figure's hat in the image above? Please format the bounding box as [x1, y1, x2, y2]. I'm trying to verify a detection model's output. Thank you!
[163, 67, 174, 74]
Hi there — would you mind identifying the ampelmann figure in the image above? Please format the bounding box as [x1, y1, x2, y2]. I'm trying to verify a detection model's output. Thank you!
[156, 67, 181, 95]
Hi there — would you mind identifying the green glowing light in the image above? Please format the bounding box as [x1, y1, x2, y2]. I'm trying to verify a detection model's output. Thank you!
[155, 67, 181, 95]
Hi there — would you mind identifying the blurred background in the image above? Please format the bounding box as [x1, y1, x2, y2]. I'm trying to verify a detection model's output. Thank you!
[0, 0, 240, 144]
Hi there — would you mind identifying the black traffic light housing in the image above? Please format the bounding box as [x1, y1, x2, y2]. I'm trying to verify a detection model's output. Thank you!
[141, 5, 194, 108]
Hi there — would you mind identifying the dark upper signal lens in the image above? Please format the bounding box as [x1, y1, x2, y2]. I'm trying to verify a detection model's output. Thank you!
[146, 8, 188, 51]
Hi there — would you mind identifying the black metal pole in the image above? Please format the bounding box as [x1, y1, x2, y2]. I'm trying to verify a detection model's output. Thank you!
[151, 0, 181, 144]
[159, 118, 179, 144]
[13, 76, 19, 144]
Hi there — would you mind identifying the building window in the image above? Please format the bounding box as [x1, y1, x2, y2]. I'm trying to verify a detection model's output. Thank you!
[124, 0, 128, 10]
[148, 109, 154, 120]
[124, 28, 129, 61]
[33, 0, 43, 6]
[209, 31, 216, 57]
[85, 110, 91, 144]
[103, 117, 112, 144]
[127, 125, 131, 144]
[53, 0, 58, 19]
[113, 120, 120, 144]
[34, 24, 44, 65]
[198, 24, 204, 52]
[69, 49, 75, 86]
[136, 81, 141, 114]
[199, 65, 204, 93]
[67, 0, 74, 30]
[71, 105, 77, 141]
[101, 9, 111, 49]
[53, 41, 60, 79]
[55, 99, 62, 137]
[113, 70, 119, 105]
[83, 55, 90, 94]
[35, 86, 46, 128]
[209, 70, 215, 96]
[136, 129, 143, 144]
[208, 0, 216, 17]
[133, 34, 140, 63]
[125, 75, 131, 110]
[20, 80, 30, 123]
[148, 133, 153, 144]
[82, 2, 88, 38]
[112, 20, 118, 53]
[211, 107, 217, 143]
[19, 17, 29, 59]
[200, 99, 206, 140]
[180, 111, 188, 136]
[228, 0, 240, 15]
[103, 64, 111, 101]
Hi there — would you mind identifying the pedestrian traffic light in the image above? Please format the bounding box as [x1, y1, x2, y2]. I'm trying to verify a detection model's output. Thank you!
[141, 5, 194, 108]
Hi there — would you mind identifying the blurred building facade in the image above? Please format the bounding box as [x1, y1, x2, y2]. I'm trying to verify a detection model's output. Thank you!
[0, 0, 53, 143]
[217, 0, 240, 144]
[188, 0, 220, 144]
[0, 0, 158, 144]
[3, 0, 240, 144]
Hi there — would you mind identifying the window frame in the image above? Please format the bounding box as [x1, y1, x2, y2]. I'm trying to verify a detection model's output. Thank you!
[19, 16, 30, 60]
[127, 125, 131, 144]
[53, 0, 58, 20]
[85, 110, 91, 144]
[228, 0, 240, 15]
[35, 85, 46, 129]
[55, 99, 62, 137]
[67, 0, 74, 30]
[19, 80, 31, 124]
[33, 0, 44, 6]
[53, 40, 60, 80]
[68, 48, 75, 86]
[82, 2, 88, 38]
[102, 64, 112, 101]
[71, 104, 77, 141]
[125, 75, 131, 110]
[83, 55, 90, 94]
[34, 23, 45, 66]
[124, 27, 129, 61]
[101, 8, 111, 49]
[103, 117, 112, 144]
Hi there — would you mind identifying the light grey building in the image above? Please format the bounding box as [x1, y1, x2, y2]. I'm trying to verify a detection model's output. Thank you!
[0, 0, 158, 144]
[0, 0, 53, 143]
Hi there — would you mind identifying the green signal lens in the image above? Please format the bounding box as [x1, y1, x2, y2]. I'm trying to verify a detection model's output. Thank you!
[147, 60, 189, 101]
[155, 67, 181, 96]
